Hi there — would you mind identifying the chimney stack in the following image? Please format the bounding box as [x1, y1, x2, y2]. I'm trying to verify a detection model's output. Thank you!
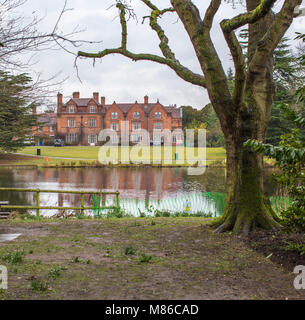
[101, 96, 106, 107]
[57, 92, 63, 112]
[72, 91, 80, 99]
[93, 92, 99, 102]
[144, 95, 149, 104]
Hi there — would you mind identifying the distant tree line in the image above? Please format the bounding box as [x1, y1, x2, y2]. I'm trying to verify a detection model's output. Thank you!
[182, 104, 224, 148]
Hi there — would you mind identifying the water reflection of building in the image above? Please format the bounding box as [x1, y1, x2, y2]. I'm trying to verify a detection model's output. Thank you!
[12, 168, 186, 208]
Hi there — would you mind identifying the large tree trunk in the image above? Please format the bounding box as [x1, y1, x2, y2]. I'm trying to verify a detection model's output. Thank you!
[212, 134, 280, 234]
[211, 74, 281, 235]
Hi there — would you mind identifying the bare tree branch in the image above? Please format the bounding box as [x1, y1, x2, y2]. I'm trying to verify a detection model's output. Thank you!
[78, 1, 206, 88]
[141, 0, 175, 60]
[0, 0, 102, 69]
[171, 0, 233, 126]
[222, 28, 246, 107]
[203, 0, 221, 31]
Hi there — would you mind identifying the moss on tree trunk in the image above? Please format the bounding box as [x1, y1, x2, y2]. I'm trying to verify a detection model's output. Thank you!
[211, 99, 281, 235]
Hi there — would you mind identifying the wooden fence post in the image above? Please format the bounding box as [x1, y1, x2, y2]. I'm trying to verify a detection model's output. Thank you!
[116, 191, 120, 213]
[81, 193, 84, 216]
[36, 190, 40, 216]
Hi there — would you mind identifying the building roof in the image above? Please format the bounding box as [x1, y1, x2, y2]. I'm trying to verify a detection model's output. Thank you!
[59, 93, 182, 119]
[37, 113, 57, 126]
[62, 98, 101, 107]
[106, 103, 182, 118]
[70, 98, 101, 107]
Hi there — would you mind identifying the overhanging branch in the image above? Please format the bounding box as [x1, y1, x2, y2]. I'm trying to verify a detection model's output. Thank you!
[221, 0, 277, 32]
[141, 0, 176, 61]
[78, 1, 206, 88]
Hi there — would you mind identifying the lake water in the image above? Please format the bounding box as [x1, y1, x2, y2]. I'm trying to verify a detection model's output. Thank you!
[0, 167, 278, 217]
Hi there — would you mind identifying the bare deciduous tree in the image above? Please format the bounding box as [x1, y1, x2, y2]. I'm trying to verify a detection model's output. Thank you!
[77, 0, 302, 234]
[0, 0, 99, 110]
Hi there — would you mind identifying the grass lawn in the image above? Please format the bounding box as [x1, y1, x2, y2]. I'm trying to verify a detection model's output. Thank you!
[19, 146, 226, 161]
[0, 146, 226, 167]
[0, 217, 302, 300]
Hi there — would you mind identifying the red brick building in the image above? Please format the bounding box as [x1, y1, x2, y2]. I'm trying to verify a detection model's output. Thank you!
[32, 107, 57, 146]
[36, 92, 183, 146]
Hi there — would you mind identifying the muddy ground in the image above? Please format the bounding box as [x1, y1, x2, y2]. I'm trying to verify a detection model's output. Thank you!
[0, 218, 304, 300]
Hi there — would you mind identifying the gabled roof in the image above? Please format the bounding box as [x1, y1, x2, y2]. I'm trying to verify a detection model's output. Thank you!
[105, 103, 157, 114]
[37, 113, 57, 125]
[106, 103, 182, 118]
[64, 98, 101, 107]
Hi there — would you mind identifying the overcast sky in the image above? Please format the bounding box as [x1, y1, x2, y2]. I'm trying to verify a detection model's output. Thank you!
[18, 0, 305, 110]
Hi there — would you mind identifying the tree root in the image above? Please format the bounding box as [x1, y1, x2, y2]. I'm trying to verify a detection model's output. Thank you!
[210, 206, 282, 236]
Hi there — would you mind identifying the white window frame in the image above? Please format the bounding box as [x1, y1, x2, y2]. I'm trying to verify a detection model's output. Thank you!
[66, 133, 77, 143]
[110, 134, 119, 143]
[111, 123, 119, 131]
[90, 106, 95, 113]
[154, 122, 162, 130]
[132, 122, 141, 131]
[88, 134, 97, 144]
[68, 119, 75, 128]
[133, 111, 140, 119]
[112, 112, 118, 119]
[131, 134, 141, 142]
[89, 119, 96, 128]
[69, 106, 74, 113]
[155, 112, 161, 119]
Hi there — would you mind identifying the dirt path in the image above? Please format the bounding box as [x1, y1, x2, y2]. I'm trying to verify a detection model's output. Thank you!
[0, 218, 303, 300]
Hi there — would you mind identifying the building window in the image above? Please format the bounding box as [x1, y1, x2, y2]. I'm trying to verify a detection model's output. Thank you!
[111, 123, 119, 131]
[154, 134, 161, 143]
[69, 106, 74, 113]
[90, 106, 95, 113]
[132, 122, 140, 131]
[50, 126, 54, 132]
[133, 111, 140, 119]
[88, 134, 97, 144]
[112, 112, 118, 119]
[68, 119, 75, 128]
[154, 122, 162, 130]
[131, 134, 141, 143]
[89, 119, 96, 128]
[110, 134, 119, 143]
[38, 126, 42, 132]
[173, 135, 176, 143]
[66, 133, 77, 143]
[155, 112, 161, 119]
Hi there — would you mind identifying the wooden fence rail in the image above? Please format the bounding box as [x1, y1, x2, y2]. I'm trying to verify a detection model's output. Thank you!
[0, 188, 120, 216]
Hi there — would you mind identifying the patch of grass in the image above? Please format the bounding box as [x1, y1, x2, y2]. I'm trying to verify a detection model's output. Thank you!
[1, 250, 24, 264]
[48, 266, 67, 279]
[31, 279, 49, 292]
[138, 253, 153, 263]
[125, 246, 136, 255]
[70, 256, 81, 263]
[285, 243, 305, 255]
